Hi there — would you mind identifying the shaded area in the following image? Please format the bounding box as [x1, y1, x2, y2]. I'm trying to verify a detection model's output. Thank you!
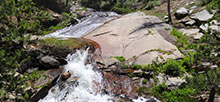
[129, 21, 165, 35]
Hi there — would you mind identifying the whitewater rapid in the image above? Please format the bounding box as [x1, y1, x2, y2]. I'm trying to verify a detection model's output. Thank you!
[39, 49, 113, 102]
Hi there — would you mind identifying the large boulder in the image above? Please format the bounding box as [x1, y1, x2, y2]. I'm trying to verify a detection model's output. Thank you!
[175, 7, 189, 19]
[40, 56, 60, 69]
[190, 9, 214, 22]
[83, 12, 183, 65]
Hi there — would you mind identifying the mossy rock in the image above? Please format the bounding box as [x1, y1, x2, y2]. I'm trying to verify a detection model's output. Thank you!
[36, 37, 95, 58]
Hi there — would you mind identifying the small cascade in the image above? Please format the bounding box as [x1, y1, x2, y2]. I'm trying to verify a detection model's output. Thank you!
[44, 11, 120, 38]
[39, 49, 113, 102]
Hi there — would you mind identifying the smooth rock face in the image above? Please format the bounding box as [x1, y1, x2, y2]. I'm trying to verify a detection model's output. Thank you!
[175, 7, 189, 19]
[84, 12, 183, 65]
[191, 9, 214, 22]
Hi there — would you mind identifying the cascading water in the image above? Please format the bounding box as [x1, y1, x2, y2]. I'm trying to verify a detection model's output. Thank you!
[44, 11, 120, 38]
[39, 49, 113, 102]
[41, 7, 160, 101]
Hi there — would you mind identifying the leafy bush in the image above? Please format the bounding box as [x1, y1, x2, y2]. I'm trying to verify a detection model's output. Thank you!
[159, 59, 186, 77]
[77, 0, 160, 13]
[142, 0, 160, 10]
[197, 0, 212, 6]
[161, 88, 195, 102]
[151, 83, 168, 96]
[170, 28, 190, 50]
[112, 2, 135, 13]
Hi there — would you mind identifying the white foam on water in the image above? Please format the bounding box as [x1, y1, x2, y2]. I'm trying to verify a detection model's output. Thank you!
[132, 97, 160, 102]
[39, 49, 113, 102]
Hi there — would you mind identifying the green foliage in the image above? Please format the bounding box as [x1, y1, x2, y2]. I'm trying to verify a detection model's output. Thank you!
[142, 0, 160, 10]
[0, 0, 60, 36]
[197, 0, 212, 6]
[111, 56, 126, 62]
[39, 37, 86, 48]
[170, 28, 190, 50]
[206, 0, 219, 11]
[137, 86, 150, 94]
[0, 0, 73, 101]
[142, 79, 147, 84]
[160, 59, 186, 77]
[112, 2, 135, 13]
[180, 52, 195, 71]
[131, 59, 187, 77]
[161, 88, 195, 102]
[0, 1, 33, 100]
[77, 0, 160, 13]
[206, 0, 220, 21]
[186, 68, 220, 94]
[151, 83, 168, 96]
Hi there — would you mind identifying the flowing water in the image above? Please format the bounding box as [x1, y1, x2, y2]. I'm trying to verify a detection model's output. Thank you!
[38, 49, 159, 102]
[44, 11, 120, 38]
[39, 49, 113, 102]
[41, 9, 159, 102]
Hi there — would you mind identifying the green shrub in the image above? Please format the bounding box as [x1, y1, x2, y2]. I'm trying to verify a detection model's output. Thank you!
[142, 0, 160, 10]
[77, 0, 160, 13]
[170, 28, 190, 49]
[151, 83, 168, 97]
[142, 79, 147, 84]
[161, 88, 195, 102]
[197, 0, 212, 6]
[163, 60, 186, 77]
[206, 0, 219, 11]
[111, 56, 126, 62]
[112, 2, 135, 13]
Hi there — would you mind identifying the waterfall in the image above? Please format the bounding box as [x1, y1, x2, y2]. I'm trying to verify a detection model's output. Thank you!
[39, 49, 113, 102]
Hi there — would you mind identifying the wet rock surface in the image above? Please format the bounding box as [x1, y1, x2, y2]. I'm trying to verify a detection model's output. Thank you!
[30, 68, 63, 102]
[45, 10, 120, 38]
[103, 72, 139, 99]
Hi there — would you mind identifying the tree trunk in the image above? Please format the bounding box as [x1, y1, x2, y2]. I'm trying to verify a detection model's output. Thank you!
[167, 0, 172, 24]
[208, 85, 217, 102]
